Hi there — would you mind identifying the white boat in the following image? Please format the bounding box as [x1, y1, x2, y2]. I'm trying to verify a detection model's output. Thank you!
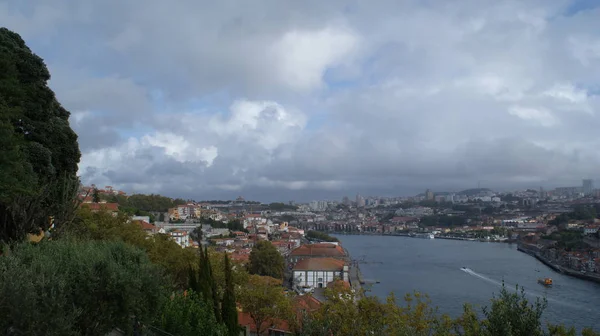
[412, 233, 435, 239]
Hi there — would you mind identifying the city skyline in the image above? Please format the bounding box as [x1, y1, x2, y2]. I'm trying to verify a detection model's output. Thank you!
[3, 1, 600, 201]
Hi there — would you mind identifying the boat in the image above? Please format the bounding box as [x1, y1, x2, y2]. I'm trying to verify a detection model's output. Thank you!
[537, 278, 553, 286]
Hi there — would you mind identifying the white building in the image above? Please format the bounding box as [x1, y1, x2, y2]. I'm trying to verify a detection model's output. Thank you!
[292, 257, 348, 291]
[169, 229, 190, 247]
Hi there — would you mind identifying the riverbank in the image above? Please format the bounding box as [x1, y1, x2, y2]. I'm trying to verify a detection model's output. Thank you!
[334, 231, 513, 243]
[517, 243, 600, 284]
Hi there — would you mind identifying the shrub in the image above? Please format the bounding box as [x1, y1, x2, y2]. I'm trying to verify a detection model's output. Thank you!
[0, 240, 167, 335]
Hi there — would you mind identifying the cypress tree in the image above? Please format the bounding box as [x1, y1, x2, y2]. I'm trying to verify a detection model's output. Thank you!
[221, 253, 238, 336]
[205, 246, 221, 323]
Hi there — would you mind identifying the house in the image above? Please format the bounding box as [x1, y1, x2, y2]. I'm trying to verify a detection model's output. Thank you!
[583, 225, 599, 236]
[292, 257, 348, 291]
[238, 311, 291, 336]
[289, 243, 347, 263]
[134, 220, 161, 235]
[80, 203, 119, 217]
[169, 229, 190, 247]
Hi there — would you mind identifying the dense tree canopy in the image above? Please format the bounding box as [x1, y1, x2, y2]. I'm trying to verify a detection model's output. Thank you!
[306, 230, 339, 242]
[0, 27, 80, 244]
[248, 240, 285, 279]
[0, 240, 166, 336]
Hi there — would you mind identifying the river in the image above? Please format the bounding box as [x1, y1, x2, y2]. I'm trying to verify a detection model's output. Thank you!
[336, 235, 600, 332]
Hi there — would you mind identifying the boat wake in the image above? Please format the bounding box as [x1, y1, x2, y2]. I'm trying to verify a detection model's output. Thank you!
[460, 267, 503, 287]
[459, 267, 586, 311]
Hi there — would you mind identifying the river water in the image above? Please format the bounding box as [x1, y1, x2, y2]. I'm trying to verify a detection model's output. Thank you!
[336, 235, 600, 332]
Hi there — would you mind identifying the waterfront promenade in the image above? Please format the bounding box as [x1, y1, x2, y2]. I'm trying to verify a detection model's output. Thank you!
[517, 243, 600, 284]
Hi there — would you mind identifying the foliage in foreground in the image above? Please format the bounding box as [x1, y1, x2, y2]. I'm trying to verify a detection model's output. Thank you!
[0, 27, 81, 245]
[157, 290, 226, 336]
[297, 282, 599, 336]
[0, 240, 166, 336]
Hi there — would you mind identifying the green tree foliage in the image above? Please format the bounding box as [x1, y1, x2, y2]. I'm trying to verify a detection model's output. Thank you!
[60, 208, 197, 288]
[237, 275, 293, 336]
[268, 202, 298, 211]
[306, 230, 339, 242]
[420, 215, 468, 227]
[157, 290, 226, 336]
[189, 247, 221, 322]
[550, 206, 598, 226]
[248, 240, 285, 279]
[0, 240, 166, 336]
[0, 27, 81, 244]
[221, 254, 239, 336]
[92, 188, 100, 203]
[297, 283, 598, 336]
[125, 193, 186, 212]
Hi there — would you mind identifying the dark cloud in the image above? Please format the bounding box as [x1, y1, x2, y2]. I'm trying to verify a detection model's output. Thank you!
[3, 0, 600, 201]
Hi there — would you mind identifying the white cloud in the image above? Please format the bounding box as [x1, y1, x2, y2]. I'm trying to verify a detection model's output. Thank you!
[508, 106, 557, 127]
[271, 26, 359, 91]
[5, 0, 600, 199]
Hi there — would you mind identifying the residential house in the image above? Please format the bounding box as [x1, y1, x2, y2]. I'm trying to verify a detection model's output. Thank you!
[80, 203, 119, 217]
[134, 220, 162, 235]
[583, 225, 599, 236]
[169, 229, 190, 247]
[292, 257, 348, 291]
[288, 243, 347, 263]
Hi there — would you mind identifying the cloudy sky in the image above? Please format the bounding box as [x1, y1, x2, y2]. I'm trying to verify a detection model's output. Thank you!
[3, 0, 600, 201]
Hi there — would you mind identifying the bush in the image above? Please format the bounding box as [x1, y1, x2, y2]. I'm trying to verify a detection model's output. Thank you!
[157, 290, 226, 336]
[0, 240, 168, 336]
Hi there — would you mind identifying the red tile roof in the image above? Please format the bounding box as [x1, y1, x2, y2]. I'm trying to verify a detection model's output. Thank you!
[134, 220, 157, 232]
[294, 294, 322, 312]
[290, 243, 346, 258]
[293, 257, 345, 271]
[80, 203, 119, 212]
[238, 311, 290, 334]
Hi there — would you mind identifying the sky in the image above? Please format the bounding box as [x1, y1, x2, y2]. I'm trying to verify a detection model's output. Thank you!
[2, 0, 600, 202]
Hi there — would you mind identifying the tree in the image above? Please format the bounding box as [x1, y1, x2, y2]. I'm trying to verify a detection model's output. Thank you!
[60, 208, 197, 288]
[481, 284, 546, 336]
[0, 28, 81, 245]
[158, 290, 226, 336]
[237, 275, 293, 336]
[92, 188, 100, 203]
[159, 212, 165, 222]
[248, 241, 285, 279]
[221, 254, 239, 336]
[0, 240, 166, 335]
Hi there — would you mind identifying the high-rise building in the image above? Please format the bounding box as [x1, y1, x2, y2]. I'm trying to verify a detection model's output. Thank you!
[425, 189, 434, 201]
[583, 179, 594, 195]
[356, 194, 365, 208]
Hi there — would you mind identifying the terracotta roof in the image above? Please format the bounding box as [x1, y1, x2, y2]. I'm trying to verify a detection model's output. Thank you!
[238, 311, 290, 334]
[294, 295, 322, 312]
[290, 243, 346, 257]
[293, 257, 345, 271]
[81, 203, 119, 211]
[134, 220, 157, 231]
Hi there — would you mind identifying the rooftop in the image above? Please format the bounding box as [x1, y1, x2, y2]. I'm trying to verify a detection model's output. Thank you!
[290, 243, 346, 258]
[293, 257, 345, 271]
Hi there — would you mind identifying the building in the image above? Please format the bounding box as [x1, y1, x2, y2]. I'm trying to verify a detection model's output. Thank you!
[292, 257, 348, 291]
[169, 229, 190, 247]
[288, 243, 347, 263]
[356, 194, 365, 208]
[583, 225, 599, 236]
[80, 203, 119, 217]
[583, 179, 594, 196]
[425, 189, 434, 201]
